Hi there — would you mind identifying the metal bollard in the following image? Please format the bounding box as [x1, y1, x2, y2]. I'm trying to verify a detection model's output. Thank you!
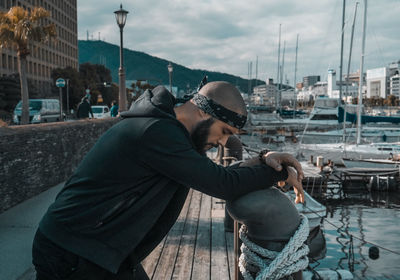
[227, 188, 303, 280]
[223, 136, 243, 232]
[316, 156, 324, 167]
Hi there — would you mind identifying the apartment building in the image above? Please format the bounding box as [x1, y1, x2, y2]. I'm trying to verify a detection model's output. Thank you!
[0, 0, 78, 95]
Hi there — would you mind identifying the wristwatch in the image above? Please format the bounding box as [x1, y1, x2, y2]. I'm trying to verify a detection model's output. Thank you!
[258, 149, 269, 163]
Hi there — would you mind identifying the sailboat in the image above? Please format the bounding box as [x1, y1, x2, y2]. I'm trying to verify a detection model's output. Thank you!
[300, 0, 400, 147]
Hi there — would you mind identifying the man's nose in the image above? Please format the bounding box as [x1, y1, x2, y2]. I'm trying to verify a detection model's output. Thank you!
[218, 135, 230, 146]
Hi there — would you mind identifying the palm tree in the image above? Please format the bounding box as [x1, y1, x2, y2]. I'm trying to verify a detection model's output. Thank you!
[0, 6, 56, 124]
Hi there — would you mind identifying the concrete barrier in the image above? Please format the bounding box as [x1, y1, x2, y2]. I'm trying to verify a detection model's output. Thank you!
[0, 118, 119, 213]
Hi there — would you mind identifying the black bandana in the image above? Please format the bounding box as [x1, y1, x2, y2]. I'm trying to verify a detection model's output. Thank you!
[191, 94, 247, 129]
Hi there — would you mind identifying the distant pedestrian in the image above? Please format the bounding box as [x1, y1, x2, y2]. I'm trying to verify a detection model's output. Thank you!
[77, 97, 94, 119]
[85, 91, 92, 104]
[110, 101, 119, 117]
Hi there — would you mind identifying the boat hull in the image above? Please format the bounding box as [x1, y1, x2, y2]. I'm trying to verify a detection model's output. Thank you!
[342, 158, 399, 169]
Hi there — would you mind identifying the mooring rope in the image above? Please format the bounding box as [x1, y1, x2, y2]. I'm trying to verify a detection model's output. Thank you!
[239, 214, 310, 280]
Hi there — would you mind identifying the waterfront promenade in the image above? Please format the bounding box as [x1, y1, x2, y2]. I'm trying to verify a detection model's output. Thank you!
[0, 183, 64, 280]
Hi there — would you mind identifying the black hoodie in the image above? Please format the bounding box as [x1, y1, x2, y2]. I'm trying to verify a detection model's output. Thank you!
[38, 86, 288, 273]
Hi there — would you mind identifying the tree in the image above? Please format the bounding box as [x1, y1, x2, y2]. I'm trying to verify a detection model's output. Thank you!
[130, 80, 155, 104]
[51, 67, 85, 112]
[384, 95, 397, 107]
[0, 6, 56, 124]
[79, 63, 118, 107]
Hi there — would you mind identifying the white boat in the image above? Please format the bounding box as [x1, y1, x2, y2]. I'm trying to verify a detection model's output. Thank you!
[300, 126, 400, 144]
[307, 97, 340, 124]
[248, 111, 283, 126]
[285, 190, 326, 230]
[342, 157, 400, 169]
[299, 142, 400, 165]
[249, 97, 343, 130]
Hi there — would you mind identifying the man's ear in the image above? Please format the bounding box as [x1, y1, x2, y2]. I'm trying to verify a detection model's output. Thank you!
[198, 108, 209, 119]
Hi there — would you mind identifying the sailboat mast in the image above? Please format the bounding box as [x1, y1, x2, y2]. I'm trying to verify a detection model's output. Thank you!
[356, 0, 367, 145]
[276, 24, 281, 109]
[346, 3, 359, 98]
[279, 40, 286, 112]
[293, 34, 299, 118]
[343, 2, 359, 142]
[281, 40, 286, 93]
[248, 62, 253, 96]
[255, 56, 258, 87]
[339, 0, 346, 101]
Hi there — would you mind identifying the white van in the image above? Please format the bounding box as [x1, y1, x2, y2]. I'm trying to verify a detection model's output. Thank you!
[13, 99, 62, 124]
[91, 105, 111, 119]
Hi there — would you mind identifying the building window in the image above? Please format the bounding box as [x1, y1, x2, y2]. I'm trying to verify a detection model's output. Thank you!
[8, 55, 12, 70]
[370, 81, 381, 97]
[1, 54, 6, 68]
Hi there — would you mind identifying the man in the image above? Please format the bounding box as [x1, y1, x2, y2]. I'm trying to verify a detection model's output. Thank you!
[32, 81, 304, 280]
[77, 96, 94, 119]
[110, 101, 119, 117]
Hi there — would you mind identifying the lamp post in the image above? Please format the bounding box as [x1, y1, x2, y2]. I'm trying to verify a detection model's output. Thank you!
[66, 79, 70, 114]
[168, 62, 173, 94]
[114, 4, 129, 112]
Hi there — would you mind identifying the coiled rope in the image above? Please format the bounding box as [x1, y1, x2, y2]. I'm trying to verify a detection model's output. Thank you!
[239, 214, 310, 280]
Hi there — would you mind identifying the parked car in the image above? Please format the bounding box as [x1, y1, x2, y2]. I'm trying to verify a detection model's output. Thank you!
[13, 99, 62, 124]
[91, 105, 111, 119]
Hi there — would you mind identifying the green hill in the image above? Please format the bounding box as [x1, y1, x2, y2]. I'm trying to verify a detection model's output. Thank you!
[78, 40, 262, 93]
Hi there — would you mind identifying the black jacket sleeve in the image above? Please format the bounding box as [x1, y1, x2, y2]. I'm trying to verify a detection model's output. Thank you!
[139, 120, 287, 200]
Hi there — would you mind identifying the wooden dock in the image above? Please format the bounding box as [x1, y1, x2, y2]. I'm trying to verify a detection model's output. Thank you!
[142, 189, 236, 280]
[141, 163, 328, 280]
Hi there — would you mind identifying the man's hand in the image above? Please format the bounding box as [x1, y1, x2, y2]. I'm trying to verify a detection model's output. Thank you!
[262, 152, 304, 182]
[278, 167, 305, 204]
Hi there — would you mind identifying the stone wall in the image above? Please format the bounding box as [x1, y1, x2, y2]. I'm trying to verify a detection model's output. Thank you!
[0, 118, 119, 213]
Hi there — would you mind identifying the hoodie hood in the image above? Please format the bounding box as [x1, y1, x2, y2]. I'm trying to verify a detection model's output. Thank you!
[120, 86, 176, 119]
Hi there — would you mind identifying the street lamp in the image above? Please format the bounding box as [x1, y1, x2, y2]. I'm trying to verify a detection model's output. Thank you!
[114, 4, 129, 112]
[168, 62, 173, 94]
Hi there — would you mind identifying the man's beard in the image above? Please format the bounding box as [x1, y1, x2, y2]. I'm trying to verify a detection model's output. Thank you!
[191, 118, 216, 156]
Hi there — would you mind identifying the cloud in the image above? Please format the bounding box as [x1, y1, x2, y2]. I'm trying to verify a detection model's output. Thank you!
[78, 0, 400, 84]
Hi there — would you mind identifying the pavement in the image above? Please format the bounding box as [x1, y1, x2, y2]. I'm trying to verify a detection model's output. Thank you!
[0, 183, 64, 280]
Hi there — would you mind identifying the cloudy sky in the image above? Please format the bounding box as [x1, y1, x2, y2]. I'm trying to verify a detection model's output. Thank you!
[78, 0, 400, 85]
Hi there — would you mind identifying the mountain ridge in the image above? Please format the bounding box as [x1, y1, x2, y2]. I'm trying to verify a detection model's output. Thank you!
[78, 40, 262, 93]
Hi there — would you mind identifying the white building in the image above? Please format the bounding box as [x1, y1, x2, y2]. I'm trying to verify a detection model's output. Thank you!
[281, 89, 296, 102]
[297, 88, 314, 103]
[327, 69, 338, 97]
[366, 67, 388, 98]
[251, 79, 278, 105]
[327, 69, 361, 102]
[313, 82, 328, 97]
[390, 74, 400, 98]
[297, 79, 328, 103]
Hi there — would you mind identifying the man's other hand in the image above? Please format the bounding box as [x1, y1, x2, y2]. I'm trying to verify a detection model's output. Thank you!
[262, 152, 304, 182]
[278, 167, 305, 204]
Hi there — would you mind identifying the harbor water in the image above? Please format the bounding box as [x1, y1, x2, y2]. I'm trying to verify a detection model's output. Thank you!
[318, 192, 400, 278]
[238, 135, 400, 278]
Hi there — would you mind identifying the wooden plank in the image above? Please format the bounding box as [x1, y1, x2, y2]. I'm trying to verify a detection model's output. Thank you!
[171, 190, 202, 280]
[149, 189, 193, 280]
[210, 197, 230, 280]
[225, 232, 235, 280]
[141, 236, 166, 277]
[191, 193, 212, 279]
